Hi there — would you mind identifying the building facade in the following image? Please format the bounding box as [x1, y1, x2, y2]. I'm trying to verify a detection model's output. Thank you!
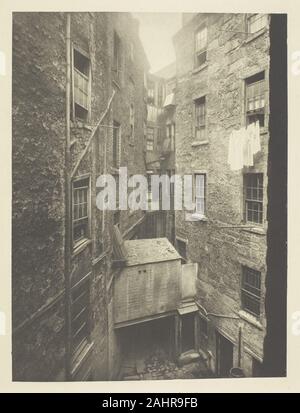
[173, 13, 270, 377]
[12, 11, 149, 381]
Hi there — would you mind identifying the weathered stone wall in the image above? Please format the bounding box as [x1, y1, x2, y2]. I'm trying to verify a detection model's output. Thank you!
[173, 13, 270, 376]
[12, 12, 148, 381]
[12, 12, 67, 381]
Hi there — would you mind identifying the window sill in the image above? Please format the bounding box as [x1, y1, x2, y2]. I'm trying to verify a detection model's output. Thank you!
[241, 226, 266, 236]
[243, 27, 268, 45]
[191, 140, 209, 147]
[185, 212, 208, 222]
[238, 310, 263, 330]
[192, 62, 208, 75]
[71, 120, 93, 131]
[72, 238, 92, 257]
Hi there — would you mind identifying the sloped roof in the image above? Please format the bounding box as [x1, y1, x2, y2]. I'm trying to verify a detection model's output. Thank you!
[124, 237, 181, 266]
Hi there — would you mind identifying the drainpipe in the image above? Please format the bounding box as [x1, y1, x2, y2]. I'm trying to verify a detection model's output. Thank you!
[64, 12, 72, 380]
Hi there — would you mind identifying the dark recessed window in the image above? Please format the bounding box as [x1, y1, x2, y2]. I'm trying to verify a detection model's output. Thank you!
[194, 97, 206, 141]
[71, 275, 90, 359]
[195, 26, 207, 67]
[245, 72, 265, 127]
[241, 266, 261, 317]
[73, 49, 90, 122]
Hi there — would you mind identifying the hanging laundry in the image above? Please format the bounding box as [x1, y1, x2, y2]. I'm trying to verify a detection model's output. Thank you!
[227, 121, 261, 171]
[227, 129, 244, 171]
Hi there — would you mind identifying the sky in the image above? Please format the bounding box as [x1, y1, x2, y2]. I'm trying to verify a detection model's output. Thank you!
[133, 13, 182, 74]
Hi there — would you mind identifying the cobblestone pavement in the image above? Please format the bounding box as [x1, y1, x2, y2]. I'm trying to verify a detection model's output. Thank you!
[120, 348, 214, 381]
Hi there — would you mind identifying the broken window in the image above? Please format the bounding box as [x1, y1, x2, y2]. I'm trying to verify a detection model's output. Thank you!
[194, 97, 206, 141]
[195, 26, 207, 68]
[245, 72, 265, 127]
[241, 266, 261, 317]
[72, 177, 90, 246]
[113, 31, 122, 84]
[113, 121, 120, 168]
[73, 48, 91, 122]
[247, 14, 268, 34]
[146, 127, 154, 151]
[244, 173, 263, 224]
[194, 173, 206, 216]
[71, 274, 90, 360]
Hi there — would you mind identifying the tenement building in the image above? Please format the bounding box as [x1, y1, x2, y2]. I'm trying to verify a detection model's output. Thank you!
[12, 12, 149, 381]
[173, 13, 270, 376]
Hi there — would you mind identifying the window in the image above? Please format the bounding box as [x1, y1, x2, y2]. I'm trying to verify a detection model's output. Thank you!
[72, 177, 90, 246]
[73, 48, 91, 122]
[199, 316, 208, 338]
[129, 104, 134, 143]
[113, 121, 120, 168]
[244, 173, 263, 224]
[248, 14, 268, 34]
[176, 239, 187, 261]
[241, 266, 261, 317]
[195, 97, 206, 141]
[245, 72, 265, 127]
[113, 31, 121, 83]
[195, 26, 207, 67]
[71, 274, 90, 359]
[194, 174, 206, 216]
[146, 127, 154, 151]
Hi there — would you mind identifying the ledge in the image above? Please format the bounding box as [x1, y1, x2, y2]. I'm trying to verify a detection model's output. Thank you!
[243, 28, 268, 45]
[192, 62, 208, 75]
[191, 140, 209, 147]
[238, 310, 263, 330]
[72, 238, 92, 257]
[185, 212, 208, 222]
[71, 121, 92, 131]
[241, 226, 266, 236]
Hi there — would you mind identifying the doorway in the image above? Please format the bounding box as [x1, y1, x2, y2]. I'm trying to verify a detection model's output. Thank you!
[181, 313, 195, 353]
[216, 331, 234, 377]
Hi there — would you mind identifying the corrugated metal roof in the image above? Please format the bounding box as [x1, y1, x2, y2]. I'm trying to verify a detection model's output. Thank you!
[124, 237, 181, 266]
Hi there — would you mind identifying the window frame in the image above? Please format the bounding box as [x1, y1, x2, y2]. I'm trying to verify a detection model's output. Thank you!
[194, 96, 206, 141]
[72, 174, 91, 250]
[194, 25, 208, 68]
[241, 266, 262, 317]
[244, 173, 264, 225]
[245, 71, 266, 128]
[112, 121, 121, 168]
[113, 31, 122, 85]
[71, 44, 92, 123]
[194, 173, 206, 216]
[70, 271, 91, 361]
[247, 14, 268, 35]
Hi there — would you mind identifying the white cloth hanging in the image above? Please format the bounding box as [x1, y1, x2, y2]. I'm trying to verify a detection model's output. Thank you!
[227, 121, 261, 171]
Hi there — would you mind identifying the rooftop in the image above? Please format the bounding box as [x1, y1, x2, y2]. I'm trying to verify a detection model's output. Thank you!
[124, 237, 181, 266]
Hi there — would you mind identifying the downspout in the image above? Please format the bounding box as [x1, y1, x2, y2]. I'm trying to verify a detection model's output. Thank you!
[64, 12, 72, 380]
